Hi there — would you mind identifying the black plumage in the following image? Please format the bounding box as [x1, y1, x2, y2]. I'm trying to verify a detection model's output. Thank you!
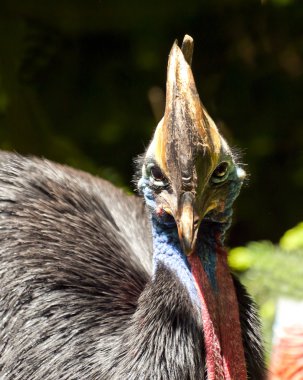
[0, 36, 266, 379]
[0, 154, 150, 379]
[0, 154, 264, 379]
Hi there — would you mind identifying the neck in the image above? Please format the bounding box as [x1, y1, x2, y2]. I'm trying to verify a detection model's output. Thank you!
[152, 217, 222, 303]
[151, 216, 247, 380]
[152, 216, 201, 308]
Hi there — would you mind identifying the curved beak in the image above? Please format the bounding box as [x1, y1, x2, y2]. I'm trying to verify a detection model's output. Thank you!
[177, 192, 200, 256]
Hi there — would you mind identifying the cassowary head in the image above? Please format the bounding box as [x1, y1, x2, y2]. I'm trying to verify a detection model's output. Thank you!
[138, 35, 246, 255]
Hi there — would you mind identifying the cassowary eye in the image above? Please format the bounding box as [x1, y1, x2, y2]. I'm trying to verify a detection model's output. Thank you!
[150, 165, 165, 181]
[146, 163, 167, 187]
[211, 162, 230, 184]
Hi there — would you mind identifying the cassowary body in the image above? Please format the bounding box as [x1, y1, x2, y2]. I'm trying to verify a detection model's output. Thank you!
[0, 36, 265, 379]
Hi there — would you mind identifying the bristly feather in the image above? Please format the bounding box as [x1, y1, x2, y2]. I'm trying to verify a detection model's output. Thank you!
[0, 152, 266, 379]
[230, 146, 250, 185]
[132, 153, 145, 194]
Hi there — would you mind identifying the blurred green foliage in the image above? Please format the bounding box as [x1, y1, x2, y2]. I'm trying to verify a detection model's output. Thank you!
[280, 222, 303, 250]
[0, 0, 302, 246]
[229, 222, 303, 356]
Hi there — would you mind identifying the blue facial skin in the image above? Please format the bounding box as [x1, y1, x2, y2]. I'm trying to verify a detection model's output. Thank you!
[138, 165, 243, 307]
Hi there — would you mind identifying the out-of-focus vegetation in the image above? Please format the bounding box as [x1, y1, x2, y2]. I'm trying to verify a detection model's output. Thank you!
[0, 0, 302, 247]
[229, 222, 303, 355]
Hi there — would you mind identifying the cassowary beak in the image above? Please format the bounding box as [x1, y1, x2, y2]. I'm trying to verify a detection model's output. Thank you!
[177, 192, 200, 256]
[151, 36, 222, 255]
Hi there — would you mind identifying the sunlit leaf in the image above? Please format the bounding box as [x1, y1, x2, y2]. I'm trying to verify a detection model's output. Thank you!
[228, 246, 254, 272]
[280, 222, 303, 251]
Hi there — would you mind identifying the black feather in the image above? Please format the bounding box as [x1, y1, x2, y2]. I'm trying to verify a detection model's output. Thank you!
[0, 152, 265, 379]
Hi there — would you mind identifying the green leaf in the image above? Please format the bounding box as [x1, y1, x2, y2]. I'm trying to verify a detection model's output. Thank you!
[228, 246, 254, 272]
[279, 222, 303, 251]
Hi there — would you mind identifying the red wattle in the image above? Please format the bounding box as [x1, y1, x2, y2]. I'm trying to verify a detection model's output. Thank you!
[188, 245, 247, 380]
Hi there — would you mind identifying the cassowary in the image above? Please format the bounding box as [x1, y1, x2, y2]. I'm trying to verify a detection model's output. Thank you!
[0, 35, 265, 379]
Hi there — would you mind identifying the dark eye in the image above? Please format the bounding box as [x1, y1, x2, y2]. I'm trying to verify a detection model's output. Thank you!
[211, 162, 229, 184]
[150, 165, 165, 181]
[146, 163, 167, 187]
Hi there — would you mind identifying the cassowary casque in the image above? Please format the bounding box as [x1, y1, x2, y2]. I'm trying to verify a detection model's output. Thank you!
[0, 35, 266, 379]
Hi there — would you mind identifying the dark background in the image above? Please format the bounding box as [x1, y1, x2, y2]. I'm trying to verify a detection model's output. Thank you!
[0, 0, 302, 246]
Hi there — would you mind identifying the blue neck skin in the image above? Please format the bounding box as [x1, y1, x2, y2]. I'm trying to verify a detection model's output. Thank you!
[152, 217, 201, 307]
[152, 216, 219, 308]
